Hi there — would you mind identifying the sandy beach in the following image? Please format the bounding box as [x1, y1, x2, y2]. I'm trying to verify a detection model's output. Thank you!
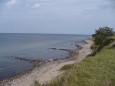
[1, 40, 92, 86]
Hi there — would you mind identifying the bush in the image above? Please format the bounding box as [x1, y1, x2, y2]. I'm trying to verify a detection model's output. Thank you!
[92, 26, 114, 46]
[91, 26, 114, 56]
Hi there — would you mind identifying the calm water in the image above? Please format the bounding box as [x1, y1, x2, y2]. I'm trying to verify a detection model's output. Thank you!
[0, 33, 90, 80]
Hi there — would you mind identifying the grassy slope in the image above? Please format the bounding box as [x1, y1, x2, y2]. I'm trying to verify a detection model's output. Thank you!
[38, 48, 115, 86]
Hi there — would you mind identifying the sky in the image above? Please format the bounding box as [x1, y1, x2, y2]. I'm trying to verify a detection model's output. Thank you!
[0, 0, 115, 34]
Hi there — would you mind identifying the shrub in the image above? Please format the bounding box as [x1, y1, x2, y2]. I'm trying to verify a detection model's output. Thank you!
[92, 26, 114, 46]
[91, 26, 114, 56]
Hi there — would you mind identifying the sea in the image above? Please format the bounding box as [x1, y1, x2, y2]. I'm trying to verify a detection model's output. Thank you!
[0, 33, 90, 80]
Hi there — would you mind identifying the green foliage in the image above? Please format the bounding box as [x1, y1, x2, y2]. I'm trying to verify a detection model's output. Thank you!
[91, 26, 114, 55]
[60, 64, 73, 71]
[92, 26, 114, 46]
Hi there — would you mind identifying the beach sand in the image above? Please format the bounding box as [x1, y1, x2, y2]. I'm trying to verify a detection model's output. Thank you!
[1, 40, 92, 86]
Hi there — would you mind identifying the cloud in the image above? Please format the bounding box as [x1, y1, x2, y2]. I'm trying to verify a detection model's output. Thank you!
[6, 0, 16, 5]
[32, 3, 40, 8]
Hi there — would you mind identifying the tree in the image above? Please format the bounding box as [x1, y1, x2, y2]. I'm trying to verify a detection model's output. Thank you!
[92, 26, 114, 45]
[90, 26, 114, 56]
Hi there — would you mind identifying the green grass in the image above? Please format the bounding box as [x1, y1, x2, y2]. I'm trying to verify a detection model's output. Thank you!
[37, 48, 115, 86]
[60, 64, 73, 71]
[34, 81, 40, 86]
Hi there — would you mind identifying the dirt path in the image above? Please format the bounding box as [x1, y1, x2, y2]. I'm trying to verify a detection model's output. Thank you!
[2, 40, 92, 86]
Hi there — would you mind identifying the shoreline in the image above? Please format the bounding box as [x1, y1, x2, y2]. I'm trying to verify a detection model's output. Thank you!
[0, 39, 92, 86]
[0, 43, 79, 83]
[0, 39, 82, 82]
